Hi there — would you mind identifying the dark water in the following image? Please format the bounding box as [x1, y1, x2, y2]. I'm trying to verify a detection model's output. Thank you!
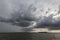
[0, 32, 60, 40]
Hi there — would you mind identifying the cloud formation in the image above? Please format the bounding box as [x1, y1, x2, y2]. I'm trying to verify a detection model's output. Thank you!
[0, 0, 60, 28]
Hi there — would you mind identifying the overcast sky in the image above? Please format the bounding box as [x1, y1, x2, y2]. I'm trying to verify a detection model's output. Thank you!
[0, 0, 60, 18]
[0, 0, 60, 32]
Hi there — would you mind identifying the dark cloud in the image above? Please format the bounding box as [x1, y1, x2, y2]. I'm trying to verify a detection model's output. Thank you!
[0, 0, 60, 32]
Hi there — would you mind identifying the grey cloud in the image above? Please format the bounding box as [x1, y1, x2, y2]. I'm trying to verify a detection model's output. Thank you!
[0, 0, 60, 32]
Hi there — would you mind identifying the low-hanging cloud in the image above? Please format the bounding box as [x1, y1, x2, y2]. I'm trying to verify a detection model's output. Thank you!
[0, 0, 60, 28]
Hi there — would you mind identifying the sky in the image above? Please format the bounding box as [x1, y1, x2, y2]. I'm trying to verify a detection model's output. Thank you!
[0, 0, 60, 32]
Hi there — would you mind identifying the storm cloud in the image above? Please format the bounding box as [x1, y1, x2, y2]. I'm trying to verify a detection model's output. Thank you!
[0, 0, 60, 32]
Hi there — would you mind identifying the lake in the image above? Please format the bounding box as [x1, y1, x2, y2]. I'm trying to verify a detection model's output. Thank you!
[0, 32, 60, 40]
